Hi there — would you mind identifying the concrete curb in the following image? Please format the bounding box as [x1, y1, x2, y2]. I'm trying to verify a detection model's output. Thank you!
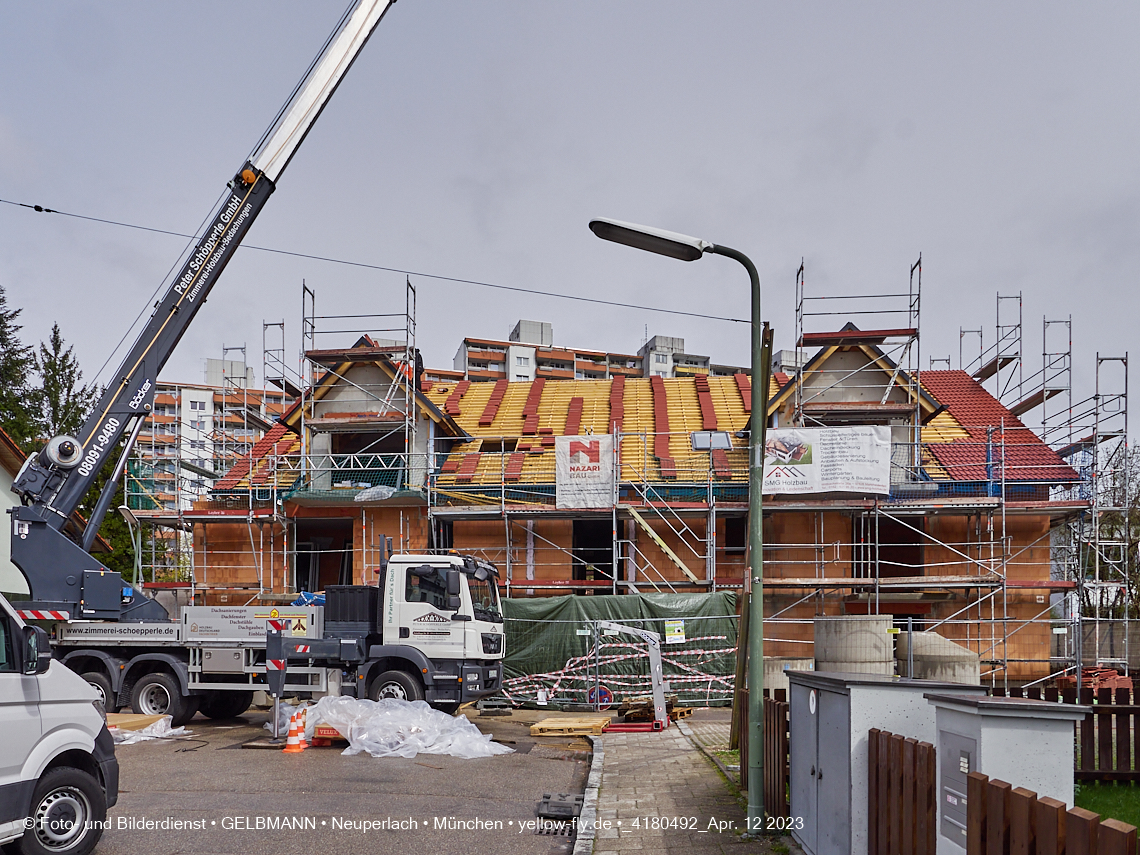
[573, 734, 603, 855]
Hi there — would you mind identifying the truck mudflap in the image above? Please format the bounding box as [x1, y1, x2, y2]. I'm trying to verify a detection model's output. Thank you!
[59, 649, 128, 694]
[93, 725, 119, 808]
[117, 652, 191, 708]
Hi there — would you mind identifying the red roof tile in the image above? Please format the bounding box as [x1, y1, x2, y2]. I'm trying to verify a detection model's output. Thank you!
[479, 379, 509, 426]
[609, 375, 625, 432]
[734, 373, 751, 413]
[215, 423, 289, 489]
[921, 371, 1077, 482]
[650, 375, 671, 461]
[564, 397, 584, 436]
[443, 380, 470, 416]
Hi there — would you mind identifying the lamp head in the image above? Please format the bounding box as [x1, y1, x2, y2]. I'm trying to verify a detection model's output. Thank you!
[589, 218, 710, 262]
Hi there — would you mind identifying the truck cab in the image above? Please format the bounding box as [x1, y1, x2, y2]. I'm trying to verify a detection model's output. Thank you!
[0, 594, 118, 855]
[370, 554, 505, 712]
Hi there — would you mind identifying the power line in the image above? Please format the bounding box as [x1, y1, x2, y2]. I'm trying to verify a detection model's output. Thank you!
[0, 197, 748, 325]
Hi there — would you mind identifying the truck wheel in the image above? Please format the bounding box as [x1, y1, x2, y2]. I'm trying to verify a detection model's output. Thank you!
[199, 690, 254, 719]
[130, 672, 199, 727]
[79, 672, 118, 714]
[369, 670, 424, 703]
[18, 766, 106, 855]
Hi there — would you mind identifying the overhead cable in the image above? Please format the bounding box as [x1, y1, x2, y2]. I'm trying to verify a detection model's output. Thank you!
[0, 197, 748, 325]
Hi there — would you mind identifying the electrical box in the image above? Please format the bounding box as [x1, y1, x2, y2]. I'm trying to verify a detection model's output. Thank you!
[937, 731, 976, 847]
[788, 672, 987, 855]
[924, 694, 1091, 855]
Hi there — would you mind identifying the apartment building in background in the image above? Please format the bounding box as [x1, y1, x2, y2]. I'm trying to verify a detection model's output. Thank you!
[441, 319, 747, 384]
[129, 358, 294, 515]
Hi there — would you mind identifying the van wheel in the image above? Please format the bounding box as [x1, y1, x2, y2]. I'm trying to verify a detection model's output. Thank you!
[130, 672, 199, 726]
[19, 767, 106, 855]
[369, 670, 424, 702]
[199, 691, 254, 719]
[79, 672, 118, 715]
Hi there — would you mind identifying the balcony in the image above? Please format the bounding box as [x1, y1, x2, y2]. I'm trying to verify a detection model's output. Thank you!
[213, 452, 424, 505]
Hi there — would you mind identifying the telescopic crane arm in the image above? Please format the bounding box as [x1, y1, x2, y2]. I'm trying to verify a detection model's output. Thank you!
[11, 0, 396, 621]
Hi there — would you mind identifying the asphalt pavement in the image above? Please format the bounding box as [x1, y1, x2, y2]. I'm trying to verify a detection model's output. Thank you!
[98, 706, 590, 855]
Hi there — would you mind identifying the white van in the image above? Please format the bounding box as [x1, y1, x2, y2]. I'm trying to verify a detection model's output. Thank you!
[0, 594, 118, 855]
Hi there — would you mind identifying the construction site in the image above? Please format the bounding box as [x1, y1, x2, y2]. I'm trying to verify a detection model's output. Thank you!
[123, 264, 1131, 690]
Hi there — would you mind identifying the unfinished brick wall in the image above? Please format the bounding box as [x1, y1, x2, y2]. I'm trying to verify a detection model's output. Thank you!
[758, 509, 1056, 680]
[190, 519, 290, 604]
[454, 518, 575, 587]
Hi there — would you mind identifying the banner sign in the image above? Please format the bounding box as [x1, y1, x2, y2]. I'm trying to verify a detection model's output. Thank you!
[761, 426, 891, 495]
[556, 435, 615, 508]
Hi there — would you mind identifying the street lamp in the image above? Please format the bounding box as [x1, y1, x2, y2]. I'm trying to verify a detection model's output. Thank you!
[118, 505, 142, 588]
[589, 218, 767, 828]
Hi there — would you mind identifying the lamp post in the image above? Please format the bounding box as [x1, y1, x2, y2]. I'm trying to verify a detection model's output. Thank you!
[589, 218, 767, 828]
[117, 505, 142, 588]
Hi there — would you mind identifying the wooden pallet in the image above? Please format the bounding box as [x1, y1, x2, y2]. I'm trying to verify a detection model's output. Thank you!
[310, 725, 348, 745]
[671, 707, 693, 720]
[530, 716, 612, 736]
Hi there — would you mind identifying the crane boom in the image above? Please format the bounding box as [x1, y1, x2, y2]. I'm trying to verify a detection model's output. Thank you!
[11, 0, 396, 621]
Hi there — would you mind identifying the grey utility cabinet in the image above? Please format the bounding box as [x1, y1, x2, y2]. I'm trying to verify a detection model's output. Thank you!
[788, 672, 987, 855]
[924, 693, 1090, 855]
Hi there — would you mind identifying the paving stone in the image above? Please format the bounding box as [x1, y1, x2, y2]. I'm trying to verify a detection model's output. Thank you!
[591, 712, 783, 855]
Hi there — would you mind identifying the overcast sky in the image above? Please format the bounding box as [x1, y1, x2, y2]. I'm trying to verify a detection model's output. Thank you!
[2, 2, 1136, 426]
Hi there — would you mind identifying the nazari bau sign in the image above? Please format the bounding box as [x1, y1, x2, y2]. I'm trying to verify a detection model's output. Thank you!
[555, 435, 615, 508]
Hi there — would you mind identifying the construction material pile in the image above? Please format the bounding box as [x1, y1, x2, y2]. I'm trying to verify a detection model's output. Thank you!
[618, 693, 691, 722]
[107, 713, 189, 744]
[300, 696, 513, 760]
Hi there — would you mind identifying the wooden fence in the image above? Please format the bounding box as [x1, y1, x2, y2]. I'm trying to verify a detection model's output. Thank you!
[867, 728, 937, 855]
[966, 771, 1137, 855]
[764, 692, 789, 819]
[737, 689, 790, 819]
[993, 686, 1140, 782]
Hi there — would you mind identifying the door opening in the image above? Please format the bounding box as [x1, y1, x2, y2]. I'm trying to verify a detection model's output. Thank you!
[572, 519, 614, 595]
[293, 519, 354, 591]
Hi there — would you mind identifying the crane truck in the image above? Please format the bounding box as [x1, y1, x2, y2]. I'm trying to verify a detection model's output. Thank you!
[7, 0, 505, 739]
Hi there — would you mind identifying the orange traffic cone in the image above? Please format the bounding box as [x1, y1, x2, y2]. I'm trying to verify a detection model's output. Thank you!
[282, 713, 304, 753]
[296, 707, 308, 749]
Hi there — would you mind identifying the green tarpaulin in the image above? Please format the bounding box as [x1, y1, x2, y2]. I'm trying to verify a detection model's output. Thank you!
[502, 592, 738, 706]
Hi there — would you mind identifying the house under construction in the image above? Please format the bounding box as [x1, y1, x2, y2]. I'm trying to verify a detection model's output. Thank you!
[134, 270, 1129, 686]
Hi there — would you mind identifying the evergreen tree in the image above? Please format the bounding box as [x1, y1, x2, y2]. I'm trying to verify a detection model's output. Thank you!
[0, 283, 42, 445]
[37, 322, 98, 438]
[76, 453, 137, 579]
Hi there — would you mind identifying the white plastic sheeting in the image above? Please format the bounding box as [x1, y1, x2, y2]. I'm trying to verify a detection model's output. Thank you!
[110, 715, 190, 744]
[305, 696, 512, 760]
